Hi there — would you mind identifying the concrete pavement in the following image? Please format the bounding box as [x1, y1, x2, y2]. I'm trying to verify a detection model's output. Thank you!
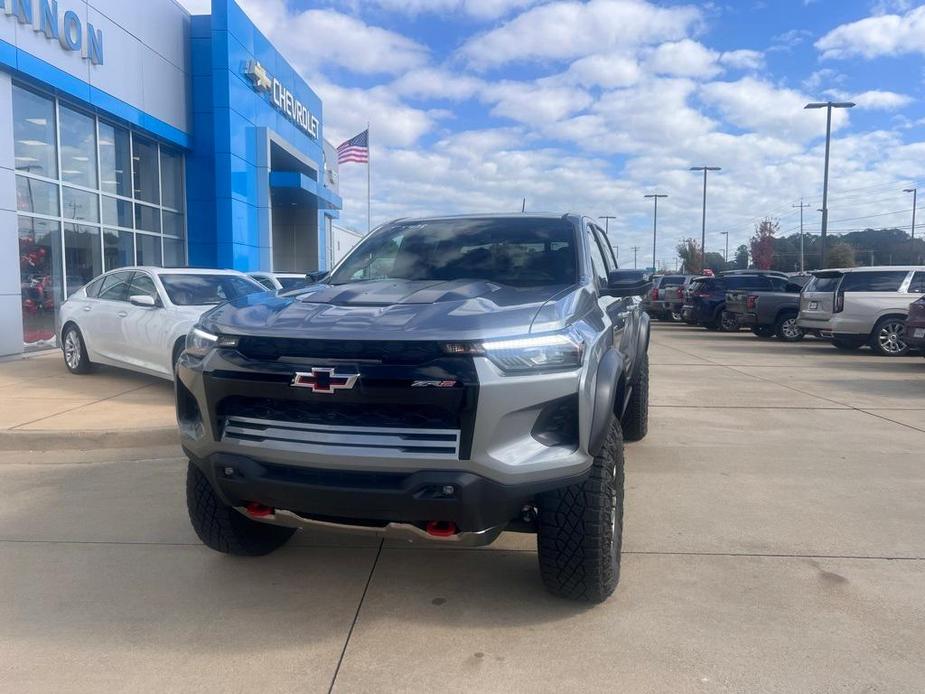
[1, 325, 924, 692]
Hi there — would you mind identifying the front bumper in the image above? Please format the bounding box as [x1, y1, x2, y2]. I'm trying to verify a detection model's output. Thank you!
[191, 451, 588, 535]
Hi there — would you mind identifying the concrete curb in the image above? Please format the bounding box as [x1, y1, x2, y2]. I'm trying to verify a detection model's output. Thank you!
[0, 426, 179, 452]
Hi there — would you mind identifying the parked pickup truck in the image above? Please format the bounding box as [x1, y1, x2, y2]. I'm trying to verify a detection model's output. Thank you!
[681, 271, 790, 331]
[725, 275, 811, 341]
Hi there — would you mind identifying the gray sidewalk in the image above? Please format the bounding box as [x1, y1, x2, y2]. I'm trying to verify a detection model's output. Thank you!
[1, 325, 924, 692]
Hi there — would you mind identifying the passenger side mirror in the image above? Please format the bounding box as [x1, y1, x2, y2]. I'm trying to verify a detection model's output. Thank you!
[129, 294, 157, 308]
[606, 270, 652, 298]
[305, 270, 329, 284]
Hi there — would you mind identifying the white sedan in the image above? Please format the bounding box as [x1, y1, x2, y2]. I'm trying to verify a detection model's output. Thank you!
[58, 267, 267, 380]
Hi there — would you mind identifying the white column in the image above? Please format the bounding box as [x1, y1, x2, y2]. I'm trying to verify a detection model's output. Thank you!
[0, 71, 26, 357]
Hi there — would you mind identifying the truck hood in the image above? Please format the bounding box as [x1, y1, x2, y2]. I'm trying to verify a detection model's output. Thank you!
[201, 279, 585, 341]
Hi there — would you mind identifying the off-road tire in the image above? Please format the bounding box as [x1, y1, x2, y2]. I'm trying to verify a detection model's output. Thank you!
[774, 312, 804, 342]
[186, 461, 295, 556]
[536, 419, 625, 603]
[751, 325, 775, 338]
[622, 353, 649, 442]
[831, 338, 863, 351]
[62, 324, 93, 374]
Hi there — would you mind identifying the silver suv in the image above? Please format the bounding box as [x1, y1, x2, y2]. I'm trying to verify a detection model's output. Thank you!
[798, 266, 925, 355]
[176, 214, 652, 602]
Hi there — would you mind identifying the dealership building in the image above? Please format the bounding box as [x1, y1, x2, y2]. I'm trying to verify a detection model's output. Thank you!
[0, 0, 343, 356]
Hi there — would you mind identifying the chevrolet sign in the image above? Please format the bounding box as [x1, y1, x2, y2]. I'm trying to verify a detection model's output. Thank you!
[245, 60, 319, 140]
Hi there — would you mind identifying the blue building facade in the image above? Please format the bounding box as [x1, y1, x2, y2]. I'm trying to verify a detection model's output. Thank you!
[187, 0, 341, 272]
[0, 0, 341, 356]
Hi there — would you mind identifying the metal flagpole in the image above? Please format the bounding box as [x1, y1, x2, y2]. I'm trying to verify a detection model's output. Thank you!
[367, 123, 371, 234]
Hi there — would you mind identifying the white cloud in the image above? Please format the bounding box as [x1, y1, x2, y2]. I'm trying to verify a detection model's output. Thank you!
[391, 69, 485, 101]
[559, 53, 642, 88]
[333, 0, 542, 20]
[719, 49, 764, 71]
[646, 39, 721, 78]
[850, 90, 914, 110]
[816, 5, 925, 59]
[481, 82, 593, 126]
[700, 77, 849, 142]
[459, 0, 702, 69]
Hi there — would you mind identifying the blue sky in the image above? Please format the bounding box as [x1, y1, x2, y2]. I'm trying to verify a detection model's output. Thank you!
[180, 0, 925, 269]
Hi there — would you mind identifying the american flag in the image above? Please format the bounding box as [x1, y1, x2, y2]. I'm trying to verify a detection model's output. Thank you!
[336, 129, 369, 164]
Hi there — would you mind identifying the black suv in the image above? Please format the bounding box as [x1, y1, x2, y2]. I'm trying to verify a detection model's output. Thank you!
[682, 271, 790, 331]
[176, 214, 652, 602]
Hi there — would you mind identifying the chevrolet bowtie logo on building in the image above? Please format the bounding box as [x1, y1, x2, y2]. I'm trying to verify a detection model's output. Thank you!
[244, 60, 319, 140]
[245, 60, 272, 91]
[291, 368, 358, 394]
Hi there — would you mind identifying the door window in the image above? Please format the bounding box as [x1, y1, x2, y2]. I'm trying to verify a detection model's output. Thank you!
[839, 271, 907, 292]
[97, 271, 133, 302]
[907, 272, 925, 294]
[591, 225, 617, 271]
[128, 272, 159, 302]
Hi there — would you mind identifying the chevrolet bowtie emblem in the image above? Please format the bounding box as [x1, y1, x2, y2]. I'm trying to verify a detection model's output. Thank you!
[291, 368, 358, 394]
[245, 60, 272, 91]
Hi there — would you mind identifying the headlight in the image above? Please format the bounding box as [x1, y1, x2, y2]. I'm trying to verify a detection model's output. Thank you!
[185, 326, 237, 359]
[185, 327, 218, 358]
[480, 328, 584, 373]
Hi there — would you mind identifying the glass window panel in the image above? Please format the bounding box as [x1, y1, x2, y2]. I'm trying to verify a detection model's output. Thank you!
[16, 176, 59, 216]
[163, 237, 185, 267]
[62, 186, 99, 223]
[128, 272, 159, 301]
[98, 121, 131, 196]
[64, 224, 102, 296]
[59, 105, 97, 188]
[132, 134, 160, 204]
[101, 195, 133, 228]
[97, 270, 133, 302]
[134, 203, 160, 232]
[840, 271, 907, 292]
[18, 216, 62, 348]
[104, 229, 135, 271]
[162, 210, 184, 238]
[160, 147, 183, 210]
[136, 233, 162, 266]
[909, 272, 925, 294]
[12, 85, 57, 178]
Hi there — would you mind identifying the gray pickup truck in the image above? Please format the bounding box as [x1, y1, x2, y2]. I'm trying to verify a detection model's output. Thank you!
[725, 275, 811, 341]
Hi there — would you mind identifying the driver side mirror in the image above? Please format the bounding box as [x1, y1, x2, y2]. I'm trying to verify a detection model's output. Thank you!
[606, 270, 652, 298]
[129, 294, 157, 308]
[305, 270, 329, 284]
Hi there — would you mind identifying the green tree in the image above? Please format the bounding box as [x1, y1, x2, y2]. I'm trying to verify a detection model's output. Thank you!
[826, 242, 856, 268]
[704, 251, 727, 274]
[676, 238, 703, 273]
[734, 244, 749, 269]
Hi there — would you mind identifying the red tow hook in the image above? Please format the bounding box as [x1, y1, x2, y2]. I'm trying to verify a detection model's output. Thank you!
[425, 521, 458, 537]
[245, 502, 274, 518]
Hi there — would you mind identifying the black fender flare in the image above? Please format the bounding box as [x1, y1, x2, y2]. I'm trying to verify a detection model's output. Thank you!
[589, 348, 625, 457]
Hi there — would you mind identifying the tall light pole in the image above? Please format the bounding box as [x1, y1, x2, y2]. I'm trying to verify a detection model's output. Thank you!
[690, 166, 721, 273]
[804, 101, 855, 267]
[793, 199, 810, 272]
[904, 188, 917, 262]
[599, 215, 617, 235]
[644, 193, 667, 273]
[720, 232, 729, 266]
[631, 246, 639, 269]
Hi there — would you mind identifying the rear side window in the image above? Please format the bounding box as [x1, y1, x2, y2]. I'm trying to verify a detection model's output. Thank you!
[85, 277, 105, 298]
[725, 276, 771, 290]
[908, 272, 925, 294]
[159, 274, 264, 305]
[97, 271, 133, 302]
[806, 276, 841, 292]
[839, 271, 907, 292]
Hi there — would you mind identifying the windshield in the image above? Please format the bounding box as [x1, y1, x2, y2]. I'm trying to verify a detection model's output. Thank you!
[328, 217, 577, 287]
[659, 276, 685, 286]
[277, 276, 310, 291]
[160, 274, 265, 306]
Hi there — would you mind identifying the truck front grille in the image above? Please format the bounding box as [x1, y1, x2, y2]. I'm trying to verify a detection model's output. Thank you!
[221, 416, 461, 459]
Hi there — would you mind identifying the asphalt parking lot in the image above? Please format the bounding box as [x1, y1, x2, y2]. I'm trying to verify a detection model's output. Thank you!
[2, 324, 924, 693]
